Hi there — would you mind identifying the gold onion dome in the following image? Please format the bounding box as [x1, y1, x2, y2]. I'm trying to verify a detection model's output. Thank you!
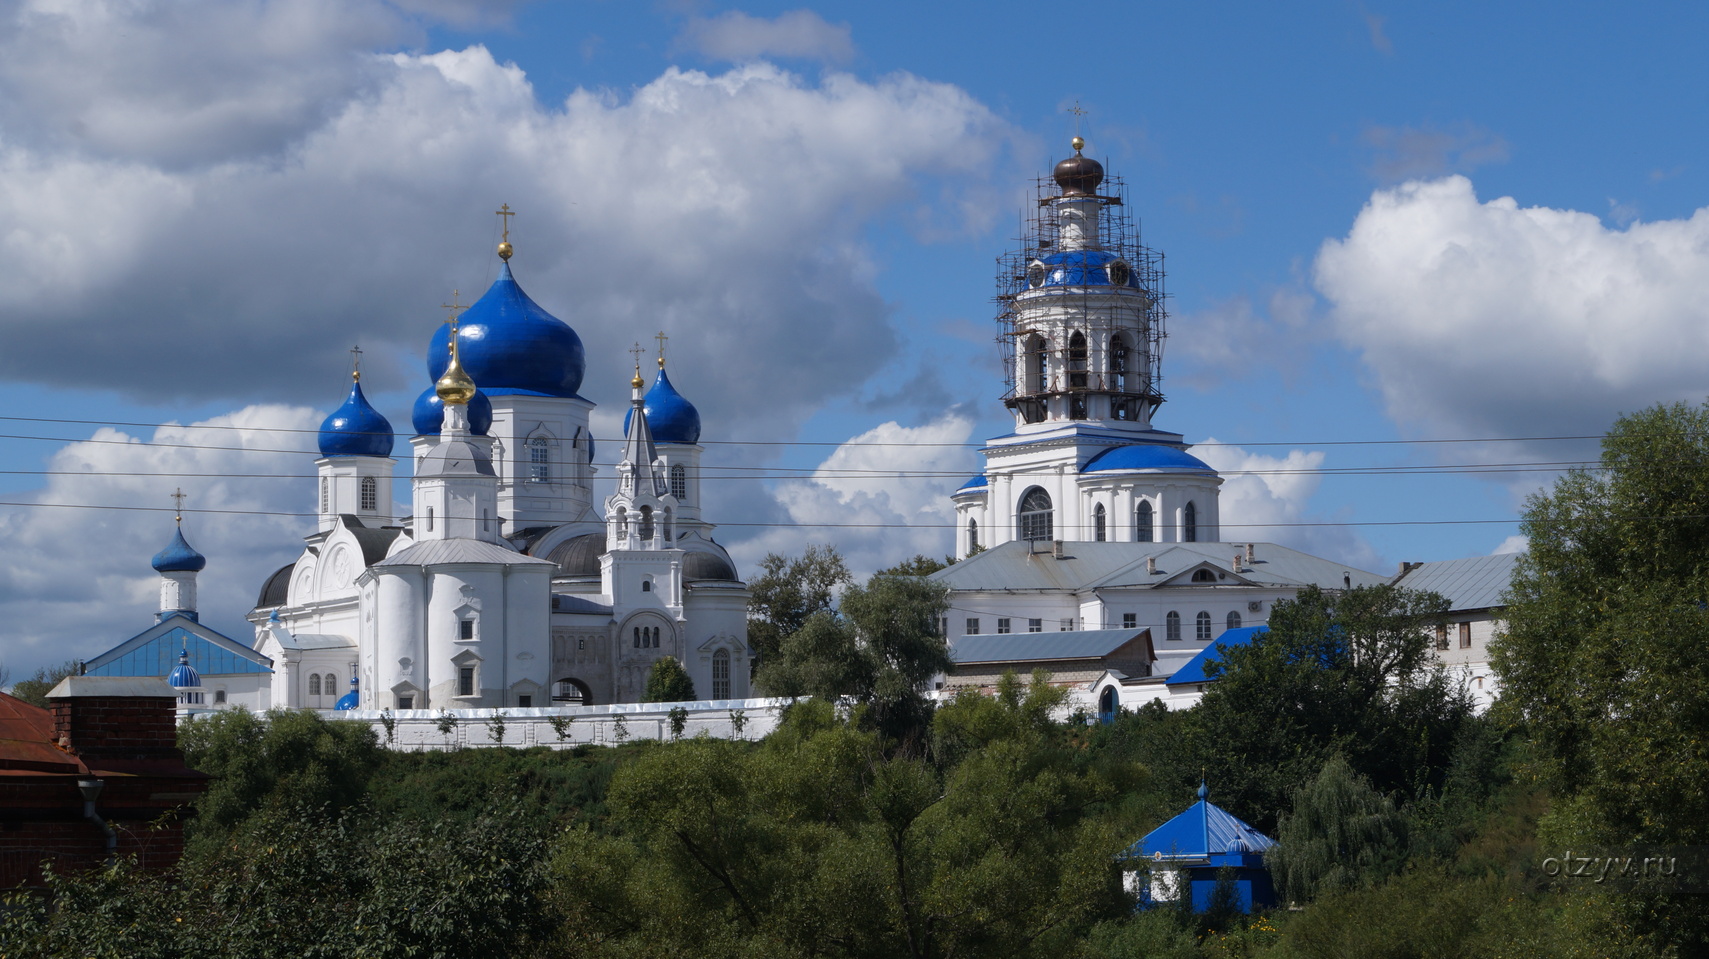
[631, 366, 645, 390]
[436, 339, 478, 405]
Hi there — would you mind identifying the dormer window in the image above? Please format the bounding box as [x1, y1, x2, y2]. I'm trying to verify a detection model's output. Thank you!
[1191, 569, 1216, 583]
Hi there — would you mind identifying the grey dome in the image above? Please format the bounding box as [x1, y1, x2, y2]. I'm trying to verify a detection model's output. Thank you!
[683, 544, 739, 582]
[546, 533, 606, 578]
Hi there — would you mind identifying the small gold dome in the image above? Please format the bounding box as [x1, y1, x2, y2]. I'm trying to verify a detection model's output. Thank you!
[1071, 135, 1085, 152]
[497, 240, 513, 261]
[631, 372, 645, 389]
[437, 333, 477, 405]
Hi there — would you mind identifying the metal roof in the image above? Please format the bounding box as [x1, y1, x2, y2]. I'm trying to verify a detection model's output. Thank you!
[1124, 790, 1276, 861]
[272, 633, 356, 651]
[1166, 626, 1268, 685]
[1391, 552, 1520, 611]
[931, 540, 1385, 593]
[375, 537, 555, 568]
[552, 594, 614, 615]
[951, 628, 1148, 664]
[84, 617, 272, 677]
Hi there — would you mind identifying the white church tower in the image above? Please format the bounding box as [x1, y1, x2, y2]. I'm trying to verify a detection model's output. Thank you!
[315, 355, 396, 532]
[953, 138, 1223, 554]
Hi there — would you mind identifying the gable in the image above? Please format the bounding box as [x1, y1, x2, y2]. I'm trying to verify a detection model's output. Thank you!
[85, 617, 272, 678]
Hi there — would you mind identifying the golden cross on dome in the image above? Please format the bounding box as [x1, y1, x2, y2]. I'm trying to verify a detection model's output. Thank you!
[655, 331, 668, 367]
[441, 290, 468, 333]
[495, 203, 515, 242]
[350, 344, 363, 381]
[171, 487, 186, 524]
[629, 341, 645, 369]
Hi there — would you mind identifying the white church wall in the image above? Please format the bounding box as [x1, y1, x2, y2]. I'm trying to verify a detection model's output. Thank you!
[333, 697, 791, 750]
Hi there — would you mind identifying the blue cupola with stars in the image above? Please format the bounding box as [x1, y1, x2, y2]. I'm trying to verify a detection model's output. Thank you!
[318, 373, 394, 458]
[624, 362, 701, 445]
[424, 258, 585, 399]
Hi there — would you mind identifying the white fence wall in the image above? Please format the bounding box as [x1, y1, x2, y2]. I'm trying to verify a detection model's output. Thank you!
[332, 698, 791, 751]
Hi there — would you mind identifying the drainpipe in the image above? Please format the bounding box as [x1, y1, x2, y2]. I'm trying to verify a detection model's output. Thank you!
[77, 779, 117, 861]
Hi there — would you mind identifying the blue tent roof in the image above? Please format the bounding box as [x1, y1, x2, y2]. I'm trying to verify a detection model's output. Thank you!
[624, 367, 701, 445]
[1082, 444, 1216, 474]
[1166, 625, 1268, 686]
[85, 616, 272, 679]
[426, 261, 585, 398]
[151, 526, 206, 573]
[318, 378, 394, 457]
[1125, 785, 1276, 863]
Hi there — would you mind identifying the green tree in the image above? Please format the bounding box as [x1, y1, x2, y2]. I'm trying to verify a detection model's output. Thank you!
[1189, 583, 1468, 829]
[1269, 754, 1410, 902]
[643, 656, 697, 702]
[8, 660, 80, 708]
[177, 707, 383, 840]
[746, 544, 852, 665]
[877, 554, 953, 577]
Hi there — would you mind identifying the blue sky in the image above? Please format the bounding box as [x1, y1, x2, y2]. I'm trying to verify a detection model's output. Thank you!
[1, 0, 1706, 677]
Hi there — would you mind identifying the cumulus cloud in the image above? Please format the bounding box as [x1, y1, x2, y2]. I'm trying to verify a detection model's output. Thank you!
[676, 9, 856, 65]
[1316, 176, 1709, 444]
[1492, 534, 1528, 555]
[1195, 439, 1381, 572]
[0, 0, 1011, 448]
[0, 405, 322, 678]
[731, 413, 976, 577]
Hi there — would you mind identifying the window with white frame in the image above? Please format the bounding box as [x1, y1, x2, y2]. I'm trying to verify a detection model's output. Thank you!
[1136, 501, 1154, 542]
[1028, 618, 1043, 633]
[529, 437, 550, 482]
[997, 618, 1011, 634]
[670, 464, 687, 501]
[966, 618, 980, 635]
[1195, 611, 1212, 641]
[1018, 487, 1053, 542]
[1166, 611, 1181, 641]
[1123, 613, 1137, 629]
[1093, 503, 1106, 542]
[1227, 611, 1242, 630]
[712, 649, 731, 700]
[360, 476, 378, 512]
[458, 666, 476, 697]
[1184, 501, 1198, 543]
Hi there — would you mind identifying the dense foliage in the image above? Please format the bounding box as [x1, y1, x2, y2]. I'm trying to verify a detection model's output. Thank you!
[642, 654, 697, 702]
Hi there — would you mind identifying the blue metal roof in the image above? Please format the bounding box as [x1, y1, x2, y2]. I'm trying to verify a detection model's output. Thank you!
[1082, 444, 1216, 474]
[1125, 787, 1276, 862]
[318, 378, 394, 457]
[1035, 249, 1142, 289]
[624, 367, 701, 445]
[85, 619, 272, 678]
[426, 261, 585, 399]
[334, 676, 359, 710]
[955, 474, 988, 492]
[151, 526, 206, 573]
[411, 384, 493, 436]
[1166, 626, 1267, 685]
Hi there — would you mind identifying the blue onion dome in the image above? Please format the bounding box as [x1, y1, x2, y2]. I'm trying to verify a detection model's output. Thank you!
[152, 526, 207, 572]
[1082, 445, 1216, 474]
[426, 262, 584, 398]
[168, 648, 201, 688]
[412, 385, 493, 436]
[1227, 836, 1251, 855]
[334, 676, 359, 711]
[624, 366, 701, 445]
[318, 377, 394, 457]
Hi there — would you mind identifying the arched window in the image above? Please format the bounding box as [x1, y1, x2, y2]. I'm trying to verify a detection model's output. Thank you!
[214, 689, 227, 704]
[360, 476, 378, 512]
[1136, 501, 1154, 542]
[712, 649, 731, 699]
[1227, 611, 1242, 630]
[326, 673, 339, 695]
[1093, 503, 1107, 542]
[1184, 501, 1198, 543]
[426, 507, 434, 532]
[1026, 335, 1049, 394]
[633, 627, 642, 648]
[639, 505, 655, 542]
[1110, 334, 1130, 392]
[616, 507, 628, 539]
[1196, 611, 1213, 641]
[1191, 569, 1217, 583]
[1165, 611, 1181, 641]
[482, 508, 490, 532]
[642, 579, 652, 592]
[1098, 686, 1117, 725]
[309, 674, 322, 696]
[663, 507, 674, 543]
[553, 679, 586, 704]
[1068, 331, 1087, 388]
[967, 518, 979, 552]
[1018, 487, 1053, 542]
[529, 437, 550, 483]
[670, 464, 687, 501]
[320, 477, 329, 514]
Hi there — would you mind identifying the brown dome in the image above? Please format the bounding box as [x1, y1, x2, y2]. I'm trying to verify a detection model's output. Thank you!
[1053, 151, 1104, 196]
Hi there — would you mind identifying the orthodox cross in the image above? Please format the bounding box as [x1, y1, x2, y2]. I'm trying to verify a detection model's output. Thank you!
[629, 341, 645, 370]
[1066, 100, 1087, 138]
[442, 290, 467, 336]
[655, 331, 668, 366]
[171, 487, 186, 524]
[495, 203, 515, 242]
[350, 344, 363, 380]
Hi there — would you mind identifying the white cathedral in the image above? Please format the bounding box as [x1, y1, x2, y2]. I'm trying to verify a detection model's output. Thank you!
[242, 237, 753, 711]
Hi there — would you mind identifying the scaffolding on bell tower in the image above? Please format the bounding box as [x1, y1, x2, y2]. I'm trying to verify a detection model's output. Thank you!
[995, 170, 1167, 426]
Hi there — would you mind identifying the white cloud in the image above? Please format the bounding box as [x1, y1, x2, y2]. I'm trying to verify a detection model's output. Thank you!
[731, 413, 976, 577]
[1316, 176, 1709, 443]
[1492, 534, 1527, 555]
[0, 16, 1010, 443]
[1195, 438, 1381, 571]
[677, 9, 856, 65]
[0, 404, 321, 679]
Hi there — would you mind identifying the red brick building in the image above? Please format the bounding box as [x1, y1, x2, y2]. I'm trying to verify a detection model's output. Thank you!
[0, 677, 208, 889]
